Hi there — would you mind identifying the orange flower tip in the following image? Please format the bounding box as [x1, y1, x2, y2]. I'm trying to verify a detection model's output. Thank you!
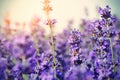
[4, 18, 11, 26]
[43, 6, 53, 12]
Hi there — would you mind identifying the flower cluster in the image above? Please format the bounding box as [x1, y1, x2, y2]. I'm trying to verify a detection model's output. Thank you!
[67, 5, 120, 80]
[0, 5, 120, 80]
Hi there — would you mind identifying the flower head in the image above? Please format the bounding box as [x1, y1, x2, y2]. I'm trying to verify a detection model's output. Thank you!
[98, 5, 111, 19]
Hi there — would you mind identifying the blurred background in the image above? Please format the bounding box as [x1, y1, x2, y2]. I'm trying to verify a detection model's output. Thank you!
[0, 0, 120, 34]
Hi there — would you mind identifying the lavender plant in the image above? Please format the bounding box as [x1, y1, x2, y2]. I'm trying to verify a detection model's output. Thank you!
[67, 5, 120, 80]
[0, 3, 120, 80]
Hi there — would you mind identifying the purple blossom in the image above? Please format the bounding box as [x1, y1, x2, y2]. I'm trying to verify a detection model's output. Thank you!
[0, 5, 120, 80]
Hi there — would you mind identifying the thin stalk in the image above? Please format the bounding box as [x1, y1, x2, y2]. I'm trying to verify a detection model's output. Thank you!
[109, 38, 114, 63]
[46, 10, 57, 78]
[33, 31, 40, 55]
[49, 24, 57, 79]
[106, 22, 114, 72]
[32, 30, 41, 77]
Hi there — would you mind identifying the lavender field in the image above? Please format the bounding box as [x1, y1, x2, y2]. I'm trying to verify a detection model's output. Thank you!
[0, 0, 120, 80]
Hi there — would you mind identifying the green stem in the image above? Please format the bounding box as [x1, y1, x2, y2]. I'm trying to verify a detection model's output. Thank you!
[34, 33, 40, 55]
[109, 38, 115, 75]
[109, 38, 114, 63]
[106, 22, 114, 64]
[32, 31, 41, 77]
[50, 25, 56, 79]
[46, 9, 57, 79]
[106, 23, 115, 75]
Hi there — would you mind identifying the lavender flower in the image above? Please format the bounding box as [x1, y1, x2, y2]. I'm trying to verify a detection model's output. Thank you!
[0, 5, 120, 80]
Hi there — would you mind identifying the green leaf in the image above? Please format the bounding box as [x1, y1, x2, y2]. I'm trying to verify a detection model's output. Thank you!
[23, 74, 29, 80]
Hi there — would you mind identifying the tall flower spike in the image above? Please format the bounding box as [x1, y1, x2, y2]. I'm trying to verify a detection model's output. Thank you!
[43, 0, 57, 79]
